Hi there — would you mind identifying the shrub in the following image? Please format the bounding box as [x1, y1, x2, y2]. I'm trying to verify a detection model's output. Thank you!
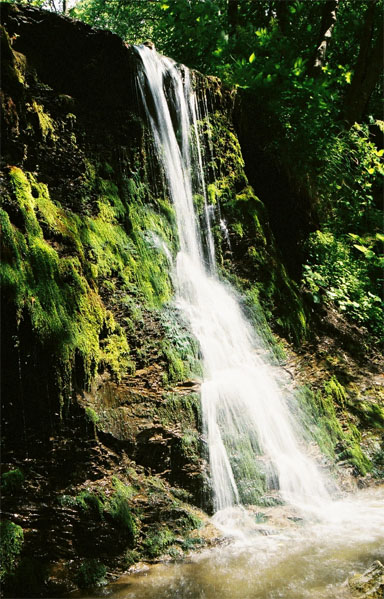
[1, 469, 24, 494]
[303, 231, 383, 341]
[76, 559, 106, 588]
[0, 520, 24, 581]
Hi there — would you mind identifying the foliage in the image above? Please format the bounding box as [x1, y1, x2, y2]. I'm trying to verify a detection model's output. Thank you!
[159, 307, 202, 384]
[303, 230, 383, 341]
[1, 469, 24, 494]
[76, 559, 106, 588]
[0, 520, 24, 582]
[0, 0, 69, 12]
[301, 118, 383, 341]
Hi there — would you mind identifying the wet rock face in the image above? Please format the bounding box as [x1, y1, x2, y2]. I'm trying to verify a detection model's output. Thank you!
[1, 4, 209, 596]
[1, 3, 138, 109]
[349, 560, 384, 598]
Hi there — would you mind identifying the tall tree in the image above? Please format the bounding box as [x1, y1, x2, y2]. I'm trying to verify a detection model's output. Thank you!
[342, 0, 384, 126]
[310, 0, 339, 75]
[228, 0, 238, 39]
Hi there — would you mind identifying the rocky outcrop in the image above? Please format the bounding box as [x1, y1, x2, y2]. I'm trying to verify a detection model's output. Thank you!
[349, 561, 384, 598]
[1, 5, 209, 596]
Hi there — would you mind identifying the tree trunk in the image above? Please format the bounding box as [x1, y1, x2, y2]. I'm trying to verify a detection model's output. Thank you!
[310, 0, 339, 75]
[342, 18, 383, 127]
[275, 0, 290, 35]
[228, 0, 238, 39]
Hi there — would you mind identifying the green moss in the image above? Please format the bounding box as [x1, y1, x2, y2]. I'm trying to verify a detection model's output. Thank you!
[107, 479, 137, 544]
[142, 526, 176, 558]
[158, 393, 201, 433]
[298, 379, 372, 475]
[159, 308, 202, 384]
[58, 494, 78, 508]
[76, 490, 105, 519]
[350, 400, 384, 429]
[76, 559, 106, 588]
[85, 407, 99, 425]
[1, 166, 144, 385]
[0, 520, 24, 582]
[178, 509, 203, 531]
[181, 536, 204, 551]
[123, 549, 140, 567]
[231, 222, 244, 237]
[202, 112, 246, 194]
[1, 469, 24, 494]
[31, 101, 57, 141]
[13, 49, 27, 85]
[180, 430, 199, 459]
[161, 342, 187, 383]
[2, 169, 105, 375]
[99, 314, 135, 380]
[127, 201, 175, 306]
[323, 376, 347, 409]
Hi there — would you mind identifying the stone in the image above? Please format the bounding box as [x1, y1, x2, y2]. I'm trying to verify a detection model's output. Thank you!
[349, 561, 384, 598]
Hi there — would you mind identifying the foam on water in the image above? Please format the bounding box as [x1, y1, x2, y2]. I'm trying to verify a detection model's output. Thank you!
[135, 45, 331, 516]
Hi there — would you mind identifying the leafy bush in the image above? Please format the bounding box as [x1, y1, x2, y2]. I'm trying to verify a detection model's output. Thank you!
[76, 559, 106, 588]
[303, 230, 383, 341]
[1, 469, 24, 494]
[0, 520, 24, 582]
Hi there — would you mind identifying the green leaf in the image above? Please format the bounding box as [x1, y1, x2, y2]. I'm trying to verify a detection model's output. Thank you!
[160, 4, 169, 10]
[353, 244, 369, 254]
[249, 53, 256, 64]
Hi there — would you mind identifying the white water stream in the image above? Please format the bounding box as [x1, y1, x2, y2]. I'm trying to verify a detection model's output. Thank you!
[135, 45, 331, 516]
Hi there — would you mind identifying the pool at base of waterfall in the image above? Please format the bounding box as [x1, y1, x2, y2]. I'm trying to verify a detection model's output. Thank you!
[73, 486, 384, 599]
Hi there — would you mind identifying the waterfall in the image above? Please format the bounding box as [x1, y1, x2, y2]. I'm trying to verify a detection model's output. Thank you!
[135, 46, 331, 515]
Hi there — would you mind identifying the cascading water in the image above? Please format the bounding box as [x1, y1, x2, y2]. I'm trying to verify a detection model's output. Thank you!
[135, 45, 332, 517]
